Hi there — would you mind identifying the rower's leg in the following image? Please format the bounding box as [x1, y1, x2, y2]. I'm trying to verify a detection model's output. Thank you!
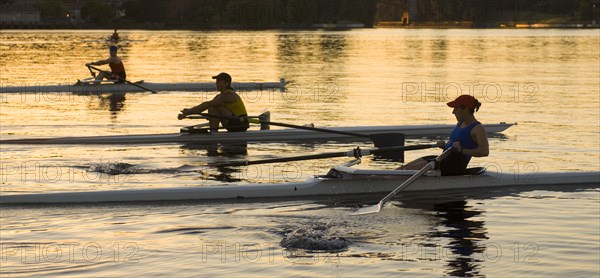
[207, 106, 233, 132]
[207, 115, 219, 133]
[207, 106, 227, 133]
[95, 71, 109, 84]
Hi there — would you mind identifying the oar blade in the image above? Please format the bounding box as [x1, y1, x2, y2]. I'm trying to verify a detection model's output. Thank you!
[369, 133, 405, 162]
[351, 201, 383, 215]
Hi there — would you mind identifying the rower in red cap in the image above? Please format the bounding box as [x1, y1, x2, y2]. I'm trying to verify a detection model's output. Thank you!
[399, 94, 490, 175]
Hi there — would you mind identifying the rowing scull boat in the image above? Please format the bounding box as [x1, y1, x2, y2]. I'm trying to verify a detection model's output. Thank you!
[0, 123, 515, 145]
[1, 159, 597, 204]
[0, 79, 286, 93]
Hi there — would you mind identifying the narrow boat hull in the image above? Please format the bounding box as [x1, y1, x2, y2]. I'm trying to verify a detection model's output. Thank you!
[0, 123, 514, 145]
[1, 170, 597, 204]
[0, 80, 285, 93]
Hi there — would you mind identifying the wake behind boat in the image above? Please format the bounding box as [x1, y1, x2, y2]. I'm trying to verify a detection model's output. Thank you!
[0, 122, 515, 145]
[1, 159, 597, 204]
[0, 79, 287, 93]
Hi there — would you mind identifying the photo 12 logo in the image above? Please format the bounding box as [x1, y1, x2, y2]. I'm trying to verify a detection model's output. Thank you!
[0, 83, 142, 104]
[0, 161, 140, 184]
[1, 242, 140, 264]
[235, 82, 340, 104]
[234, 161, 332, 182]
[199, 241, 340, 265]
[401, 82, 539, 104]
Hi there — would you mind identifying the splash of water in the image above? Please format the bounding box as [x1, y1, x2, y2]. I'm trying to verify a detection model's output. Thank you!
[87, 163, 203, 175]
[280, 221, 350, 252]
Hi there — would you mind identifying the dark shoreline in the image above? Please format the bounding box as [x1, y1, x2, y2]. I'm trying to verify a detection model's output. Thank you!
[1, 21, 598, 30]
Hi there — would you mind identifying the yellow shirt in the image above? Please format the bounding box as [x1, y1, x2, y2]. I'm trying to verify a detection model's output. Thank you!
[221, 90, 247, 116]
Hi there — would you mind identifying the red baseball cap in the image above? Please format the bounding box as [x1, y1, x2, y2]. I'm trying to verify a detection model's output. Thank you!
[447, 95, 477, 109]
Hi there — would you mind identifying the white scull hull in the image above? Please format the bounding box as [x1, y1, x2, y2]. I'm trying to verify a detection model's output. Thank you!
[0, 123, 514, 145]
[0, 80, 285, 93]
[1, 167, 597, 204]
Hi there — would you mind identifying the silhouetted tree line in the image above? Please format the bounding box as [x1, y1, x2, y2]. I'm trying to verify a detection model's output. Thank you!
[114, 0, 376, 28]
[120, 0, 600, 27]
[7, 0, 599, 27]
[404, 0, 599, 23]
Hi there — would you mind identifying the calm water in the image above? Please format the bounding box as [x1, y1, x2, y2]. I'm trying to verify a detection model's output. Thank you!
[0, 29, 599, 277]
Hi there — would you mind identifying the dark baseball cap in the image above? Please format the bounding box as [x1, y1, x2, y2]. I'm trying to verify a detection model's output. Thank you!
[212, 72, 232, 83]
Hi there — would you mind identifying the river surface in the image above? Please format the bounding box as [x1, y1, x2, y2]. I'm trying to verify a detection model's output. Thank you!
[0, 29, 599, 277]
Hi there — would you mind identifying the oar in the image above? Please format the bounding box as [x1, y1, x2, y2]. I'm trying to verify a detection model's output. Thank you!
[193, 113, 405, 150]
[216, 144, 437, 167]
[87, 65, 159, 94]
[352, 146, 456, 215]
[87, 65, 96, 77]
[196, 113, 373, 138]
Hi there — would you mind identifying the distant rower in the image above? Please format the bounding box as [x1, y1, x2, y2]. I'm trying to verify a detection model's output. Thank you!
[85, 45, 127, 83]
[178, 72, 249, 133]
[110, 29, 119, 41]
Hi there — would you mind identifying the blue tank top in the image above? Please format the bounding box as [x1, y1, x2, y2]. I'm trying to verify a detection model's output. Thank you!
[444, 121, 480, 162]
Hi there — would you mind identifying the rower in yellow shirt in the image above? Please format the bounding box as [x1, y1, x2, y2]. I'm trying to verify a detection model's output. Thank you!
[178, 72, 249, 132]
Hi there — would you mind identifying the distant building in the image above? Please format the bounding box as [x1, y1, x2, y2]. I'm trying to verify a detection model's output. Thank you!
[0, 0, 40, 24]
[0, 0, 102, 27]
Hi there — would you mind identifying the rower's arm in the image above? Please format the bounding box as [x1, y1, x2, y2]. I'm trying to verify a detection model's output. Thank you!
[178, 94, 225, 119]
[87, 57, 112, 66]
[463, 125, 489, 157]
[184, 101, 211, 115]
